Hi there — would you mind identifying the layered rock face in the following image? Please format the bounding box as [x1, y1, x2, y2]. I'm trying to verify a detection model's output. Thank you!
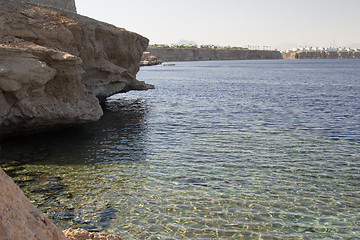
[8, 0, 77, 12]
[145, 47, 283, 62]
[0, 0, 153, 138]
[0, 167, 67, 240]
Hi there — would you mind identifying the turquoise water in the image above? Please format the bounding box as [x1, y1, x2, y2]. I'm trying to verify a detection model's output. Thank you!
[1, 59, 359, 239]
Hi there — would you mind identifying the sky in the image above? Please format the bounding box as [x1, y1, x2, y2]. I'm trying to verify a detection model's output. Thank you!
[75, 0, 360, 50]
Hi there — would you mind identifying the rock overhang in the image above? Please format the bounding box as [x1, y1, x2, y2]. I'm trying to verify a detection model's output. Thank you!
[0, 0, 153, 138]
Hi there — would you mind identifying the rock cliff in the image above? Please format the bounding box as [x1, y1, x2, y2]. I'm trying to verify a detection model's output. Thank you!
[0, 0, 153, 138]
[145, 47, 283, 62]
[8, 0, 77, 12]
[283, 51, 360, 59]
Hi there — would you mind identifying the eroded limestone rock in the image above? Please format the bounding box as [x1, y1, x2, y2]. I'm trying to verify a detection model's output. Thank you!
[0, 40, 103, 137]
[8, 0, 77, 12]
[0, 0, 153, 138]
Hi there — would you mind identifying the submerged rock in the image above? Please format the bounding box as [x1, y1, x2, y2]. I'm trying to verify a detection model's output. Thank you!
[0, 0, 154, 138]
[0, 167, 67, 240]
[64, 228, 122, 240]
[0, 167, 124, 239]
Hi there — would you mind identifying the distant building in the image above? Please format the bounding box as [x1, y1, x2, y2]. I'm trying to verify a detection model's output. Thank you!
[286, 46, 359, 53]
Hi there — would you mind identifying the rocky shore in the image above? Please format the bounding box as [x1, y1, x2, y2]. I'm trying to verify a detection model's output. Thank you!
[0, 0, 153, 239]
[0, 0, 153, 139]
[140, 53, 162, 66]
[0, 167, 122, 240]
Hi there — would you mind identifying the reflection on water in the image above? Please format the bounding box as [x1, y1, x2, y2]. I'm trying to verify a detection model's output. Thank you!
[0, 99, 150, 232]
[1, 60, 360, 239]
[2, 98, 149, 165]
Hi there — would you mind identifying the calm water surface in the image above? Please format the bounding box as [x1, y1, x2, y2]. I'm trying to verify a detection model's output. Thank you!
[1, 59, 360, 239]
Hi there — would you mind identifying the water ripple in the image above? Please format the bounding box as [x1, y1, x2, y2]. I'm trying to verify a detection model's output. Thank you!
[1, 60, 360, 239]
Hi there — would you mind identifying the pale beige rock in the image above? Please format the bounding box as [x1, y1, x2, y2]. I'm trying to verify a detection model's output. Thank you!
[0, 167, 67, 240]
[0, 55, 57, 86]
[0, 0, 153, 138]
[0, 45, 103, 137]
[51, 52, 82, 64]
[0, 1, 146, 238]
[64, 228, 122, 240]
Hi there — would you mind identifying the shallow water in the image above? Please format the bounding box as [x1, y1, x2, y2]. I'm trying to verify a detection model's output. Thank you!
[1, 59, 360, 239]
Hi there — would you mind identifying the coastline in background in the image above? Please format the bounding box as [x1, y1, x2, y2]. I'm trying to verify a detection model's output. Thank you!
[141, 47, 282, 65]
[283, 50, 360, 59]
[141, 47, 360, 66]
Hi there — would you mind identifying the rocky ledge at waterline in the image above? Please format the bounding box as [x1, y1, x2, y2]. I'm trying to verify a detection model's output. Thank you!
[0, 0, 154, 138]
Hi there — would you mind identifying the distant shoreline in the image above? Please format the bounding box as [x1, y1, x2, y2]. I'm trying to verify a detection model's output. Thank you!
[283, 51, 360, 59]
[142, 47, 282, 64]
[141, 48, 360, 65]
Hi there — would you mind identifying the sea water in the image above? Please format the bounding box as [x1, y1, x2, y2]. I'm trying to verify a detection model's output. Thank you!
[1, 59, 359, 239]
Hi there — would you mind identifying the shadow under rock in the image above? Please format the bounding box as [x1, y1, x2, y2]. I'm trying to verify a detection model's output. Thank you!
[0, 97, 150, 167]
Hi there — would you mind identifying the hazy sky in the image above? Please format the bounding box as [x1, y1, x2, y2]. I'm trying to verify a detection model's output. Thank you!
[76, 0, 360, 50]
